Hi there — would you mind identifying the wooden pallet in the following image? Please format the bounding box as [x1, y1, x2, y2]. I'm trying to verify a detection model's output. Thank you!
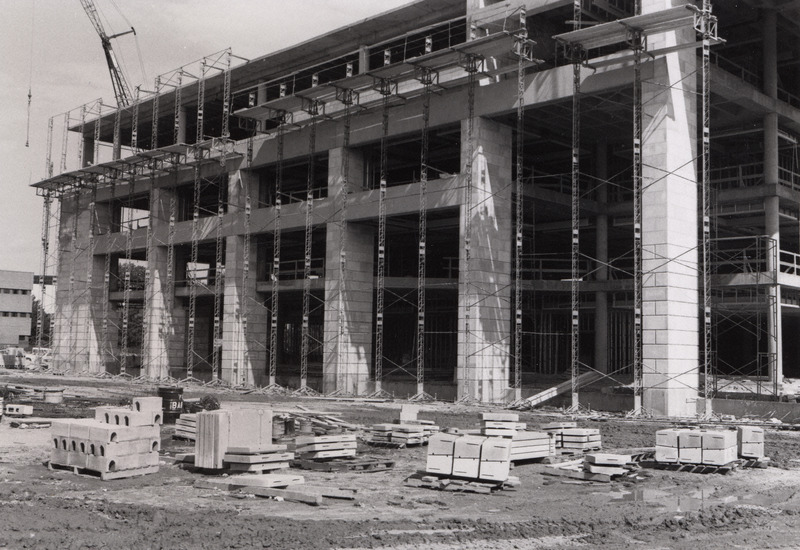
[741, 457, 770, 469]
[641, 460, 741, 475]
[291, 457, 395, 473]
[366, 440, 406, 449]
[48, 461, 159, 481]
[404, 472, 518, 494]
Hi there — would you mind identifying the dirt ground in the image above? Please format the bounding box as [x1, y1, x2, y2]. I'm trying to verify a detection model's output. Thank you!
[3, 371, 800, 549]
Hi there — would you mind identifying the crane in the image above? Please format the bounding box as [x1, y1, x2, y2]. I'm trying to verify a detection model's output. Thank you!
[79, 0, 136, 107]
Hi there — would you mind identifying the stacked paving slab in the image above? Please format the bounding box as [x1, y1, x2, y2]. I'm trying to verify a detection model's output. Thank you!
[542, 422, 602, 452]
[656, 427, 764, 466]
[295, 433, 357, 459]
[50, 396, 162, 480]
[479, 412, 555, 461]
[368, 404, 440, 445]
[426, 432, 512, 482]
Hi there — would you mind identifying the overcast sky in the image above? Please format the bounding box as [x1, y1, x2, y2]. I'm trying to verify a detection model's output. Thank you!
[0, 0, 413, 277]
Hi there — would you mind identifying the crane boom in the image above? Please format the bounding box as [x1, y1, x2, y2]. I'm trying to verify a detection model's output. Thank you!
[79, 0, 135, 107]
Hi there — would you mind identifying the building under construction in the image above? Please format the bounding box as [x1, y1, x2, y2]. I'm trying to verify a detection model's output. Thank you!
[32, 0, 800, 417]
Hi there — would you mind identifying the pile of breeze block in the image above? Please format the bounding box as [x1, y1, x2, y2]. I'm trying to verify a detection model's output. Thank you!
[656, 427, 762, 466]
[50, 396, 162, 479]
[426, 433, 512, 482]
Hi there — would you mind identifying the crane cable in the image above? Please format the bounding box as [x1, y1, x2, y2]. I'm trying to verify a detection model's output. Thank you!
[26, 0, 35, 147]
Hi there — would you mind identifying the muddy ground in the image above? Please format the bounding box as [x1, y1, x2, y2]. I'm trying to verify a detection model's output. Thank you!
[2, 371, 800, 549]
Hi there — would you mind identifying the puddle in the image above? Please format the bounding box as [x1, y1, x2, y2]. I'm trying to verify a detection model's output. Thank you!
[606, 487, 776, 512]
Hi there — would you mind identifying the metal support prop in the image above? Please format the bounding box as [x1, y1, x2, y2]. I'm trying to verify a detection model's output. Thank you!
[267, 119, 285, 391]
[411, 41, 435, 402]
[701, 0, 713, 416]
[632, 30, 644, 414]
[569, 0, 582, 412]
[512, 10, 528, 402]
[458, 42, 481, 403]
[185, 60, 206, 384]
[296, 100, 320, 395]
[119, 173, 134, 379]
[372, 74, 392, 398]
[36, 193, 52, 352]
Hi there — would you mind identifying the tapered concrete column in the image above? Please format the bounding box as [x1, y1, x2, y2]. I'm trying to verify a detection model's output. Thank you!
[594, 141, 609, 374]
[323, 147, 374, 395]
[222, 170, 268, 386]
[640, 1, 698, 417]
[53, 190, 100, 373]
[458, 117, 513, 403]
[143, 186, 175, 380]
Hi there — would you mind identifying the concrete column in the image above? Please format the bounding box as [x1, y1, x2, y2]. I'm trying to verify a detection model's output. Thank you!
[763, 9, 783, 389]
[143, 186, 175, 379]
[82, 138, 95, 167]
[222, 170, 268, 386]
[323, 147, 374, 395]
[763, 9, 778, 99]
[458, 117, 513, 403]
[176, 106, 188, 144]
[53, 190, 102, 373]
[594, 141, 609, 374]
[640, 1, 698, 417]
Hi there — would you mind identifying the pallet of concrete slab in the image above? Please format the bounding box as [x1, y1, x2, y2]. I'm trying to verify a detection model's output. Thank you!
[366, 423, 439, 447]
[172, 413, 197, 441]
[404, 472, 520, 494]
[293, 433, 358, 460]
[480, 412, 526, 438]
[509, 431, 557, 463]
[291, 456, 395, 473]
[222, 444, 294, 473]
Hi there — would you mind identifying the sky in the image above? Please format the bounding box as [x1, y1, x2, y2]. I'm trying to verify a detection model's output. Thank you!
[0, 0, 414, 278]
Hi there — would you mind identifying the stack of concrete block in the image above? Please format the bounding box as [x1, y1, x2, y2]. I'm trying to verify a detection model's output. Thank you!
[452, 435, 486, 478]
[583, 453, 630, 476]
[560, 428, 601, 451]
[656, 428, 738, 466]
[541, 421, 577, 449]
[738, 426, 765, 459]
[50, 397, 162, 479]
[295, 433, 357, 459]
[425, 433, 513, 482]
[95, 396, 164, 427]
[222, 444, 294, 472]
[4, 404, 33, 416]
[480, 412, 526, 437]
[679, 431, 703, 464]
[655, 428, 683, 463]
[195, 408, 273, 469]
[701, 430, 737, 466]
[391, 424, 426, 445]
[426, 432, 460, 475]
[510, 431, 555, 461]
